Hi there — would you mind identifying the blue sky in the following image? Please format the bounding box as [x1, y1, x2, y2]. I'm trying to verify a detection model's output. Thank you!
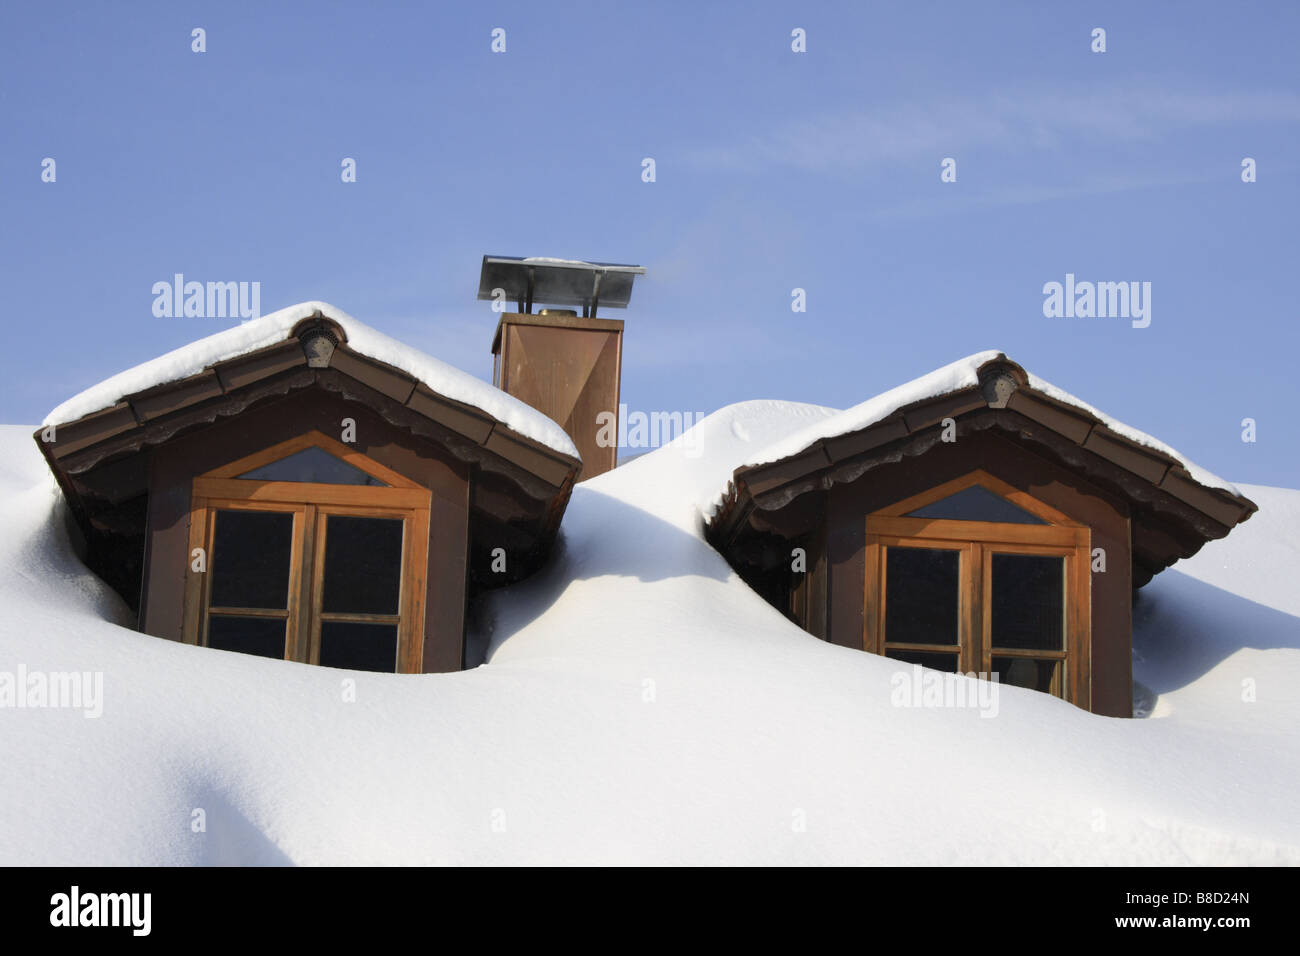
[3, 1, 1297, 485]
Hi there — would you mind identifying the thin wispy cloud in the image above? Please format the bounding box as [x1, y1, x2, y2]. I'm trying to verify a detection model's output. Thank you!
[870, 168, 1224, 220]
[684, 87, 1300, 174]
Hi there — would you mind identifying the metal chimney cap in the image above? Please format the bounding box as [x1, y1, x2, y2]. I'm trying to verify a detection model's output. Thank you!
[477, 255, 645, 316]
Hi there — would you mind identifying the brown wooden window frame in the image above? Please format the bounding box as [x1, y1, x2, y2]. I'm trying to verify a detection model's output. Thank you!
[864, 469, 1091, 707]
[182, 430, 431, 673]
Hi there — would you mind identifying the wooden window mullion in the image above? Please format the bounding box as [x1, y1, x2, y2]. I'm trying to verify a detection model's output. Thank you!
[285, 504, 315, 664]
[306, 506, 328, 665]
[963, 542, 981, 674]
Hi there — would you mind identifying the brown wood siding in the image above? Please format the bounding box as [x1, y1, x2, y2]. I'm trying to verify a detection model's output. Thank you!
[424, 476, 469, 672]
[821, 430, 1132, 717]
[806, 522, 828, 640]
[493, 314, 622, 479]
[139, 449, 192, 639]
[139, 387, 472, 672]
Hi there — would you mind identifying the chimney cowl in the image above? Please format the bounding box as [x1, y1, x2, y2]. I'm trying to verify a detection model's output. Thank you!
[477, 254, 644, 318]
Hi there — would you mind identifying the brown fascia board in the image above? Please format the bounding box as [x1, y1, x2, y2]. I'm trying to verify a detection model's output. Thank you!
[1012, 386, 1174, 483]
[1004, 390, 1096, 444]
[822, 418, 909, 461]
[39, 402, 139, 458]
[406, 385, 496, 444]
[44, 340, 311, 463]
[1019, 387, 1253, 522]
[900, 389, 987, 433]
[740, 444, 832, 497]
[1014, 387, 1255, 524]
[327, 347, 418, 404]
[483, 426, 577, 488]
[1081, 427, 1171, 485]
[128, 370, 225, 421]
[213, 340, 306, 391]
[60, 368, 318, 477]
[722, 375, 1255, 537]
[736, 387, 986, 502]
[1159, 469, 1253, 528]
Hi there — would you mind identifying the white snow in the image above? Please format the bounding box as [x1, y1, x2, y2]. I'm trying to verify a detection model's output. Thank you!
[729, 351, 1241, 501]
[521, 257, 597, 266]
[0, 404, 1296, 865]
[42, 301, 580, 460]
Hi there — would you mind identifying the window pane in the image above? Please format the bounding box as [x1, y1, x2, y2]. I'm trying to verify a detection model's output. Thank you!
[992, 656, 1060, 695]
[885, 547, 960, 646]
[990, 554, 1065, 650]
[321, 515, 404, 615]
[207, 615, 286, 659]
[885, 649, 960, 673]
[210, 510, 293, 609]
[238, 446, 386, 485]
[319, 621, 398, 672]
[906, 485, 1046, 524]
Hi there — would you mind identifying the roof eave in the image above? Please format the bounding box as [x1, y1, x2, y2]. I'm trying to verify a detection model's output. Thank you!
[711, 359, 1257, 582]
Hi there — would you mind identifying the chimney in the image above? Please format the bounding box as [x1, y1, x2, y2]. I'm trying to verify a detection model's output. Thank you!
[480, 256, 645, 480]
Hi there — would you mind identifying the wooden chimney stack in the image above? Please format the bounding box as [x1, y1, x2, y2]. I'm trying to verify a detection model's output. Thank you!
[481, 256, 644, 480]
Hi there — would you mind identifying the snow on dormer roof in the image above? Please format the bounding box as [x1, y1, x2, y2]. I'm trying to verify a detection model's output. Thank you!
[44, 300, 579, 460]
[737, 350, 1241, 496]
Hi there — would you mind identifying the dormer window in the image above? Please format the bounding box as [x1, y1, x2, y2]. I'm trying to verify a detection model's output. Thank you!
[865, 470, 1091, 704]
[183, 430, 430, 672]
[37, 303, 582, 680]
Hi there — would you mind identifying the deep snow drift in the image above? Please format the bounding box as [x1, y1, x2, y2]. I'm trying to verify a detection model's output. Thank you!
[0, 406, 1296, 865]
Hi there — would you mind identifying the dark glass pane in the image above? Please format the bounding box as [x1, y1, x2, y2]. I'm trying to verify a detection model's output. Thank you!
[319, 621, 398, 672]
[992, 656, 1060, 694]
[207, 615, 286, 660]
[321, 516, 403, 615]
[885, 547, 960, 645]
[990, 554, 1065, 650]
[885, 649, 961, 673]
[238, 446, 386, 486]
[210, 510, 293, 609]
[906, 485, 1046, 524]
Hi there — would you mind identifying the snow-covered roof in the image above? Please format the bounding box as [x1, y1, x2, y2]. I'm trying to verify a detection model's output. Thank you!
[738, 350, 1240, 497]
[1, 415, 1295, 863]
[43, 301, 580, 459]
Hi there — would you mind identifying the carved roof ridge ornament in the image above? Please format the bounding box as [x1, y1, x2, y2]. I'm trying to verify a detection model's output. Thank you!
[975, 356, 1027, 409]
[293, 314, 346, 368]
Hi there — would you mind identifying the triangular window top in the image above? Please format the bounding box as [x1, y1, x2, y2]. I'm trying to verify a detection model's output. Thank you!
[238, 446, 388, 486]
[905, 484, 1046, 525]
